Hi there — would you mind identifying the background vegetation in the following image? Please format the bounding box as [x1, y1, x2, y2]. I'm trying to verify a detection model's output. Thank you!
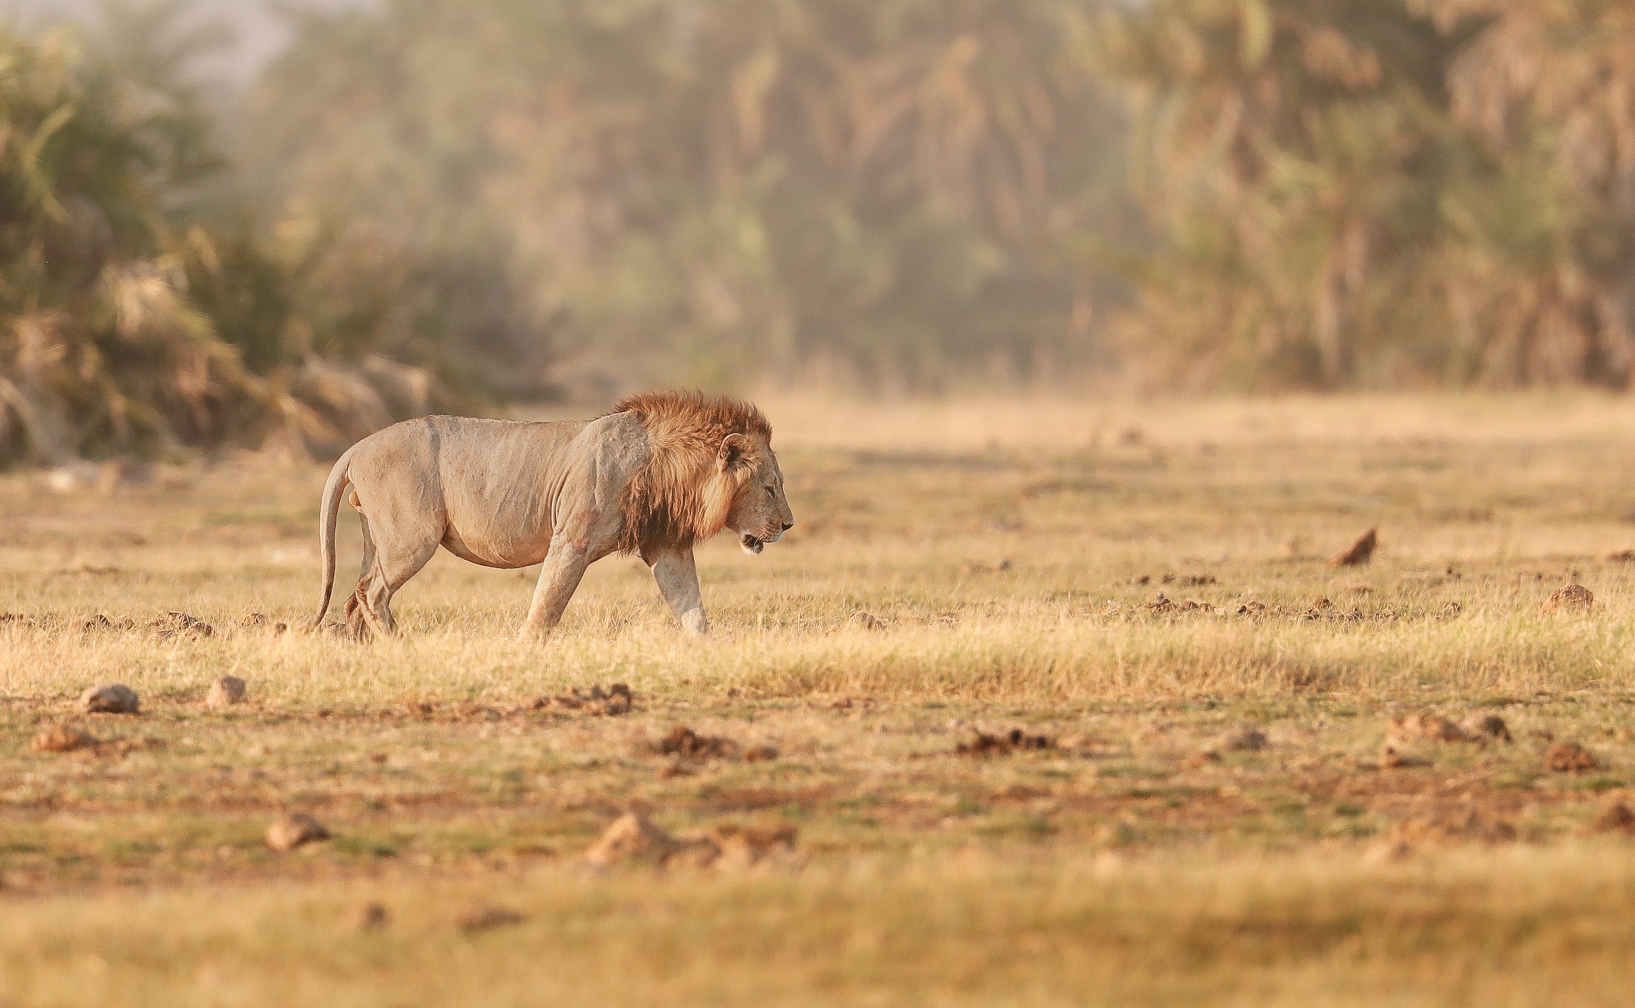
[6, 0, 1635, 462]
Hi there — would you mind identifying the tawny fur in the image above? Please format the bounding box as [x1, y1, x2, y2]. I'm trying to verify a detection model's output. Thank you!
[611, 391, 773, 554]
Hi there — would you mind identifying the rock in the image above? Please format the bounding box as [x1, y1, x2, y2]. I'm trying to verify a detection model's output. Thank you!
[79, 684, 139, 715]
[30, 722, 98, 753]
[848, 611, 883, 631]
[206, 676, 247, 708]
[1329, 528, 1378, 567]
[1591, 800, 1635, 834]
[455, 905, 525, 933]
[265, 812, 330, 852]
[1543, 584, 1594, 614]
[1460, 713, 1512, 744]
[1545, 741, 1600, 773]
[1215, 725, 1267, 752]
[356, 902, 390, 931]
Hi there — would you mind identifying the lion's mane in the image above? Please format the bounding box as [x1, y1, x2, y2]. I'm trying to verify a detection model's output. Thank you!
[611, 390, 772, 554]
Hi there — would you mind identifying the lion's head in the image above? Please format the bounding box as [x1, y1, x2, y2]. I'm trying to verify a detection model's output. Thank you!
[716, 431, 794, 554]
[613, 390, 794, 555]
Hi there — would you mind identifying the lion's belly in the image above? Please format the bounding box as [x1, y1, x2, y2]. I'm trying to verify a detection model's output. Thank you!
[441, 525, 551, 569]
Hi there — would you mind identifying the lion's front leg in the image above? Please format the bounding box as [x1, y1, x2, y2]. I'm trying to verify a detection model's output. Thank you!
[519, 541, 592, 641]
[647, 547, 709, 637]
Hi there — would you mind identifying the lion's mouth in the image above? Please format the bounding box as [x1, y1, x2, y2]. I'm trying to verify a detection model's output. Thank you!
[741, 534, 765, 555]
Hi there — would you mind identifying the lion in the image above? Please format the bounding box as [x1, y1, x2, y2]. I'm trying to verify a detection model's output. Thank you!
[308, 391, 794, 640]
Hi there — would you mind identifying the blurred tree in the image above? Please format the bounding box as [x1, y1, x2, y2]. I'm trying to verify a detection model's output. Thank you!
[0, 13, 483, 466]
[246, 0, 1135, 393]
[1106, 0, 1635, 390]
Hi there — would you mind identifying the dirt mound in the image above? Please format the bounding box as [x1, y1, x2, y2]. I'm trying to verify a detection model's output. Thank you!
[1543, 584, 1594, 614]
[534, 683, 633, 716]
[582, 812, 798, 871]
[1545, 742, 1600, 773]
[955, 728, 1054, 756]
[1391, 810, 1515, 845]
[651, 726, 771, 761]
[1330, 528, 1378, 567]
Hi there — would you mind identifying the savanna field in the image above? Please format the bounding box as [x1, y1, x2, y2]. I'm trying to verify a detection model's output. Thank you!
[8, 395, 1635, 1006]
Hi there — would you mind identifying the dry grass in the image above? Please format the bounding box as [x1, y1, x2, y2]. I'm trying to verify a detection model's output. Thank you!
[7, 394, 1635, 1004]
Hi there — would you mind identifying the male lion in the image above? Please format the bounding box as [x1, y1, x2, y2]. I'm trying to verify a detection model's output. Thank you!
[308, 391, 794, 639]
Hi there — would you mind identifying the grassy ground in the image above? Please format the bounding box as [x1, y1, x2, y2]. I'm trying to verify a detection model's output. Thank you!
[5, 393, 1635, 1005]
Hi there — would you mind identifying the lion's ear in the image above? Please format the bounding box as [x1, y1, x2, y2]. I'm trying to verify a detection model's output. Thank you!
[718, 433, 752, 473]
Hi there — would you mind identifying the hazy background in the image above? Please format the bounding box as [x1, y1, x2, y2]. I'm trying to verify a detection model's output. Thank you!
[2, 0, 1632, 465]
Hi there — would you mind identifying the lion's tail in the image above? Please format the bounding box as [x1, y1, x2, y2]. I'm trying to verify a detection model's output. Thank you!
[308, 450, 353, 632]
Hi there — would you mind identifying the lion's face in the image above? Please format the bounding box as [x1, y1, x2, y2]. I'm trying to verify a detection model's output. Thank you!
[721, 436, 794, 555]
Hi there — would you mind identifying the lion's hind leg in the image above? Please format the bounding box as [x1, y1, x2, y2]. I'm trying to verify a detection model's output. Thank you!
[351, 507, 441, 638]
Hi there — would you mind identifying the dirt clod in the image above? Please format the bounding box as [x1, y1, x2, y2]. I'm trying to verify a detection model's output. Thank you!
[848, 611, 883, 630]
[1545, 741, 1600, 773]
[1543, 584, 1594, 614]
[534, 683, 633, 716]
[1380, 742, 1430, 769]
[955, 728, 1054, 756]
[30, 722, 98, 754]
[1330, 528, 1378, 567]
[1591, 800, 1635, 834]
[265, 812, 331, 852]
[654, 726, 738, 760]
[456, 905, 526, 933]
[1215, 725, 1267, 752]
[1183, 750, 1222, 770]
[356, 903, 390, 931]
[207, 676, 247, 708]
[79, 684, 139, 715]
[1461, 713, 1512, 743]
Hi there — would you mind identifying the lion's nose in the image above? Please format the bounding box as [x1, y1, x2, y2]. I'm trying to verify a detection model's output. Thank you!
[782, 522, 794, 532]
